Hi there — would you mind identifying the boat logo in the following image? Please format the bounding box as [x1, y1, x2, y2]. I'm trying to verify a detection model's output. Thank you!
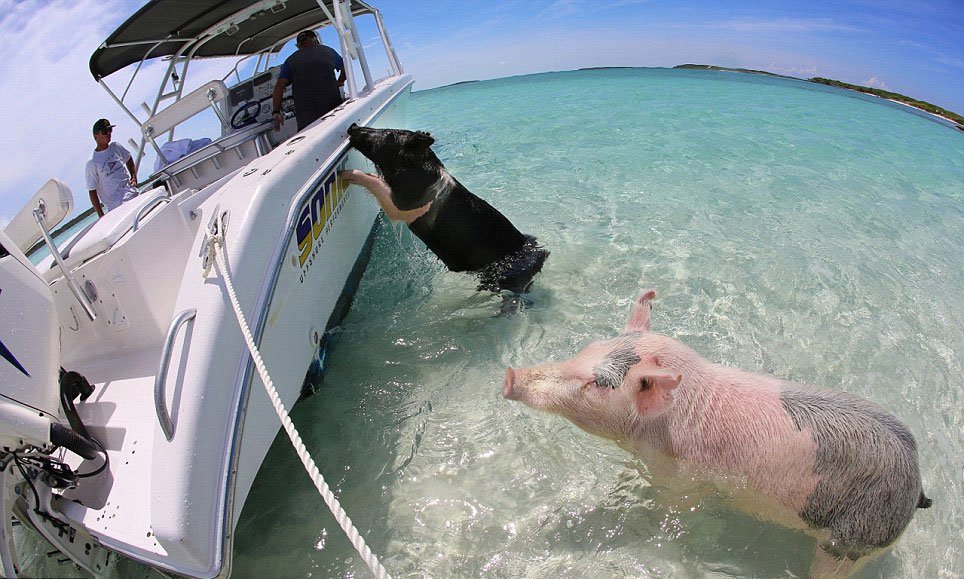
[294, 156, 351, 283]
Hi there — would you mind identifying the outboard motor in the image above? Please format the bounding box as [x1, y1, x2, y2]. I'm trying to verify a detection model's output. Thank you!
[0, 179, 97, 459]
[0, 227, 62, 454]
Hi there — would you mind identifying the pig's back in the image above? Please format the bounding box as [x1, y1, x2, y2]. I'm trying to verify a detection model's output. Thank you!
[410, 183, 526, 271]
[779, 383, 924, 557]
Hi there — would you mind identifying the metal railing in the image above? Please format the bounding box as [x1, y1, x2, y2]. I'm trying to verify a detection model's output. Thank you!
[154, 308, 197, 440]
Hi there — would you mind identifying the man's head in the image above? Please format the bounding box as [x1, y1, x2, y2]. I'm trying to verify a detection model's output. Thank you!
[296, 29, 319, 48]
[92, 118, 114, 146]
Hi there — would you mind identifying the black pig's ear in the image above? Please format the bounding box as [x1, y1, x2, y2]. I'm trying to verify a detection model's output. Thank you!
[413, 130, 434, 148]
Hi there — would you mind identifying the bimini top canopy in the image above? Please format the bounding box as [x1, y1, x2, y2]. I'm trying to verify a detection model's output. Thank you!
[90, 0, 375, 80]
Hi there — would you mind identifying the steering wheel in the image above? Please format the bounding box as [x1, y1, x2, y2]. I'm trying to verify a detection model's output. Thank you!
[230, 101, 262, 130]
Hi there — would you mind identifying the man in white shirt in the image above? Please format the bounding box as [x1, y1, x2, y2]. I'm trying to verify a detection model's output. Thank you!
[86, 119, 138, 217]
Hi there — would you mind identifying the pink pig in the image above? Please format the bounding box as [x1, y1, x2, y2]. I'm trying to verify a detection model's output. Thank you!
[503, 290, 931, 577]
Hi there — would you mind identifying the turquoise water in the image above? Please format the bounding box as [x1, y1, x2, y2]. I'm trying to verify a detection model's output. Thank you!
[27, 68, 964, 577]
[26, 214, 96, 264]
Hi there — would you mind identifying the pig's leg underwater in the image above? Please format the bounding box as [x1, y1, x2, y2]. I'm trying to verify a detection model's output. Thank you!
[484, 240, 549, 315]
[811, 545, 870, 579]
[341, 169, 546, 315]
[345, 124, 549, 313]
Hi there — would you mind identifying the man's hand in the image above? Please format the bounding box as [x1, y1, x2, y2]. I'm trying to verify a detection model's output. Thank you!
[339, 169, 371, 184]
[273, 112, 284, 132]
[338, 170, 432, 224]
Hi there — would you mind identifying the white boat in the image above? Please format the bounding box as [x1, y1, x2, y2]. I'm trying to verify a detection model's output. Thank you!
[0, 1, 411, 576]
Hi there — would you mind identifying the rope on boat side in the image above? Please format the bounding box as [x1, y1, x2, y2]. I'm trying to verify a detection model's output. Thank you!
[205, 213, 391, 579]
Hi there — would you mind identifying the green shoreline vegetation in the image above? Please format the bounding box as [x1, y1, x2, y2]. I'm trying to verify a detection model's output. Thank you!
[676, 64, 963, 128]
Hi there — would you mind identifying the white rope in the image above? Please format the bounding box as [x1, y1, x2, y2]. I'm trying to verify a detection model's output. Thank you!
[205, 214, 391, 579]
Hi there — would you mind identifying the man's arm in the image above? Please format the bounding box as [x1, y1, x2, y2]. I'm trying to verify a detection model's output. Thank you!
[333, 50, 347, 88]
[272, 77, 290, 131]
[125, 157, 137, 187]
[340, 170, 430, 223]
[89, 190, 104, 218]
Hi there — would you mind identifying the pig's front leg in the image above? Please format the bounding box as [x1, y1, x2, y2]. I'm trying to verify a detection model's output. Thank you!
[811, 543, 861, 579]
[340, 170, 431, 223]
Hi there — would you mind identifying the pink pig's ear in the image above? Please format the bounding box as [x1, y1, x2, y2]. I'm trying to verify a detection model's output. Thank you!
[625, 290, 657, 333]
[632, 368, 681, 417]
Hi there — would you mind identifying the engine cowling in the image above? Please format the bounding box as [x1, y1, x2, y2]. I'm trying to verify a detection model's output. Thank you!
[0, 228, 60, 451]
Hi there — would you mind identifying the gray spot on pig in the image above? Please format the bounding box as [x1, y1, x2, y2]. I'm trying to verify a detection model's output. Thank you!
[780, 383, 925, 559]
[593, 339, 641, 389]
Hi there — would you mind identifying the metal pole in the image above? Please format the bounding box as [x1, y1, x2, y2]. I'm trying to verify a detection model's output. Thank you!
[33, 206, 96, 321]
[373, 9, 402, 75]
[146, 57, 179, 149]
[343, 3, 373, 92]
[329, 0, 358, 98]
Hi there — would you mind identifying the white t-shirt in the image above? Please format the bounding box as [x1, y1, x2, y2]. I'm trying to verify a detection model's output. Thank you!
[85, 142, 138, 212]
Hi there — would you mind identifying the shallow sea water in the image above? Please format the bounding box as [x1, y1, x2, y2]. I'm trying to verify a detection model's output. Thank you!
[230, 69, 962, 578]
[26, 68, 964, 578]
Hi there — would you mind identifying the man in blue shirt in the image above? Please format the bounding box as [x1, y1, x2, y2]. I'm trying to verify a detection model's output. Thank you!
[271, 30, 346, 132]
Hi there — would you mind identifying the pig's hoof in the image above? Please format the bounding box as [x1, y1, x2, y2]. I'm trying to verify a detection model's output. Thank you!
[497, 294, 533, 317]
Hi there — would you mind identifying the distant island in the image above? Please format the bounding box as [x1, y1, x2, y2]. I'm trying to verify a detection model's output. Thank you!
[808, 77, 963, 125]
[675, 64, 796, 79]
[676, 64, 963, 127]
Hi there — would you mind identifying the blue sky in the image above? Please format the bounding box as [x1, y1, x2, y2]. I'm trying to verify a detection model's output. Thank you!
[1, 0, 961, 227]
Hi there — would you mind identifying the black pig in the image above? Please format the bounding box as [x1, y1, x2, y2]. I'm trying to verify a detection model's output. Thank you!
[343, 124, 548, 303]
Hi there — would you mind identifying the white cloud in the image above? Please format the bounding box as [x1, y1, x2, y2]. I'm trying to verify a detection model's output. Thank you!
[935, 55, 964, 69]
[766, 62, 819, 77]
[537, 0, 582, 20]
[686, 18, 864, 34]
[863, 76, 891, 90]
[898, 39, 964, 71]
[0, 1, 258, 226]
[0, 0, 133, 225]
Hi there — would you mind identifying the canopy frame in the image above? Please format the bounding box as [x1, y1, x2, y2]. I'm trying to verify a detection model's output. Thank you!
[91, 0, 403, 172]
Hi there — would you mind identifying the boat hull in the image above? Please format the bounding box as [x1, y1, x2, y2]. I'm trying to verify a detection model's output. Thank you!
[54, 75, 413, 578]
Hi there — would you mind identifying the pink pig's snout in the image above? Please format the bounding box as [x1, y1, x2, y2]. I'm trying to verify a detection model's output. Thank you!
[503, 366, 562, 410]
[503, 367, 519, 400]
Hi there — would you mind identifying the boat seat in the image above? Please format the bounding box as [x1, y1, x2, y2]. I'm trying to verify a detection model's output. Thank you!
[149, 122, 272, 193]
[54, 188, 168, 272]
[142, 80, 229, 140]
[3, 178, 73, 254]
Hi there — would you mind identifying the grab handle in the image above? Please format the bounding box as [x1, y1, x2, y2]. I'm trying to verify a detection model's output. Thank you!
[154, 308, 196, 441]
[133, 196, 171, 231]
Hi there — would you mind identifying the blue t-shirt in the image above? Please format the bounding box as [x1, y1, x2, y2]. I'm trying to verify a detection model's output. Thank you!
[279, 44, 345, 130]
[278, 46, 344, 81]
